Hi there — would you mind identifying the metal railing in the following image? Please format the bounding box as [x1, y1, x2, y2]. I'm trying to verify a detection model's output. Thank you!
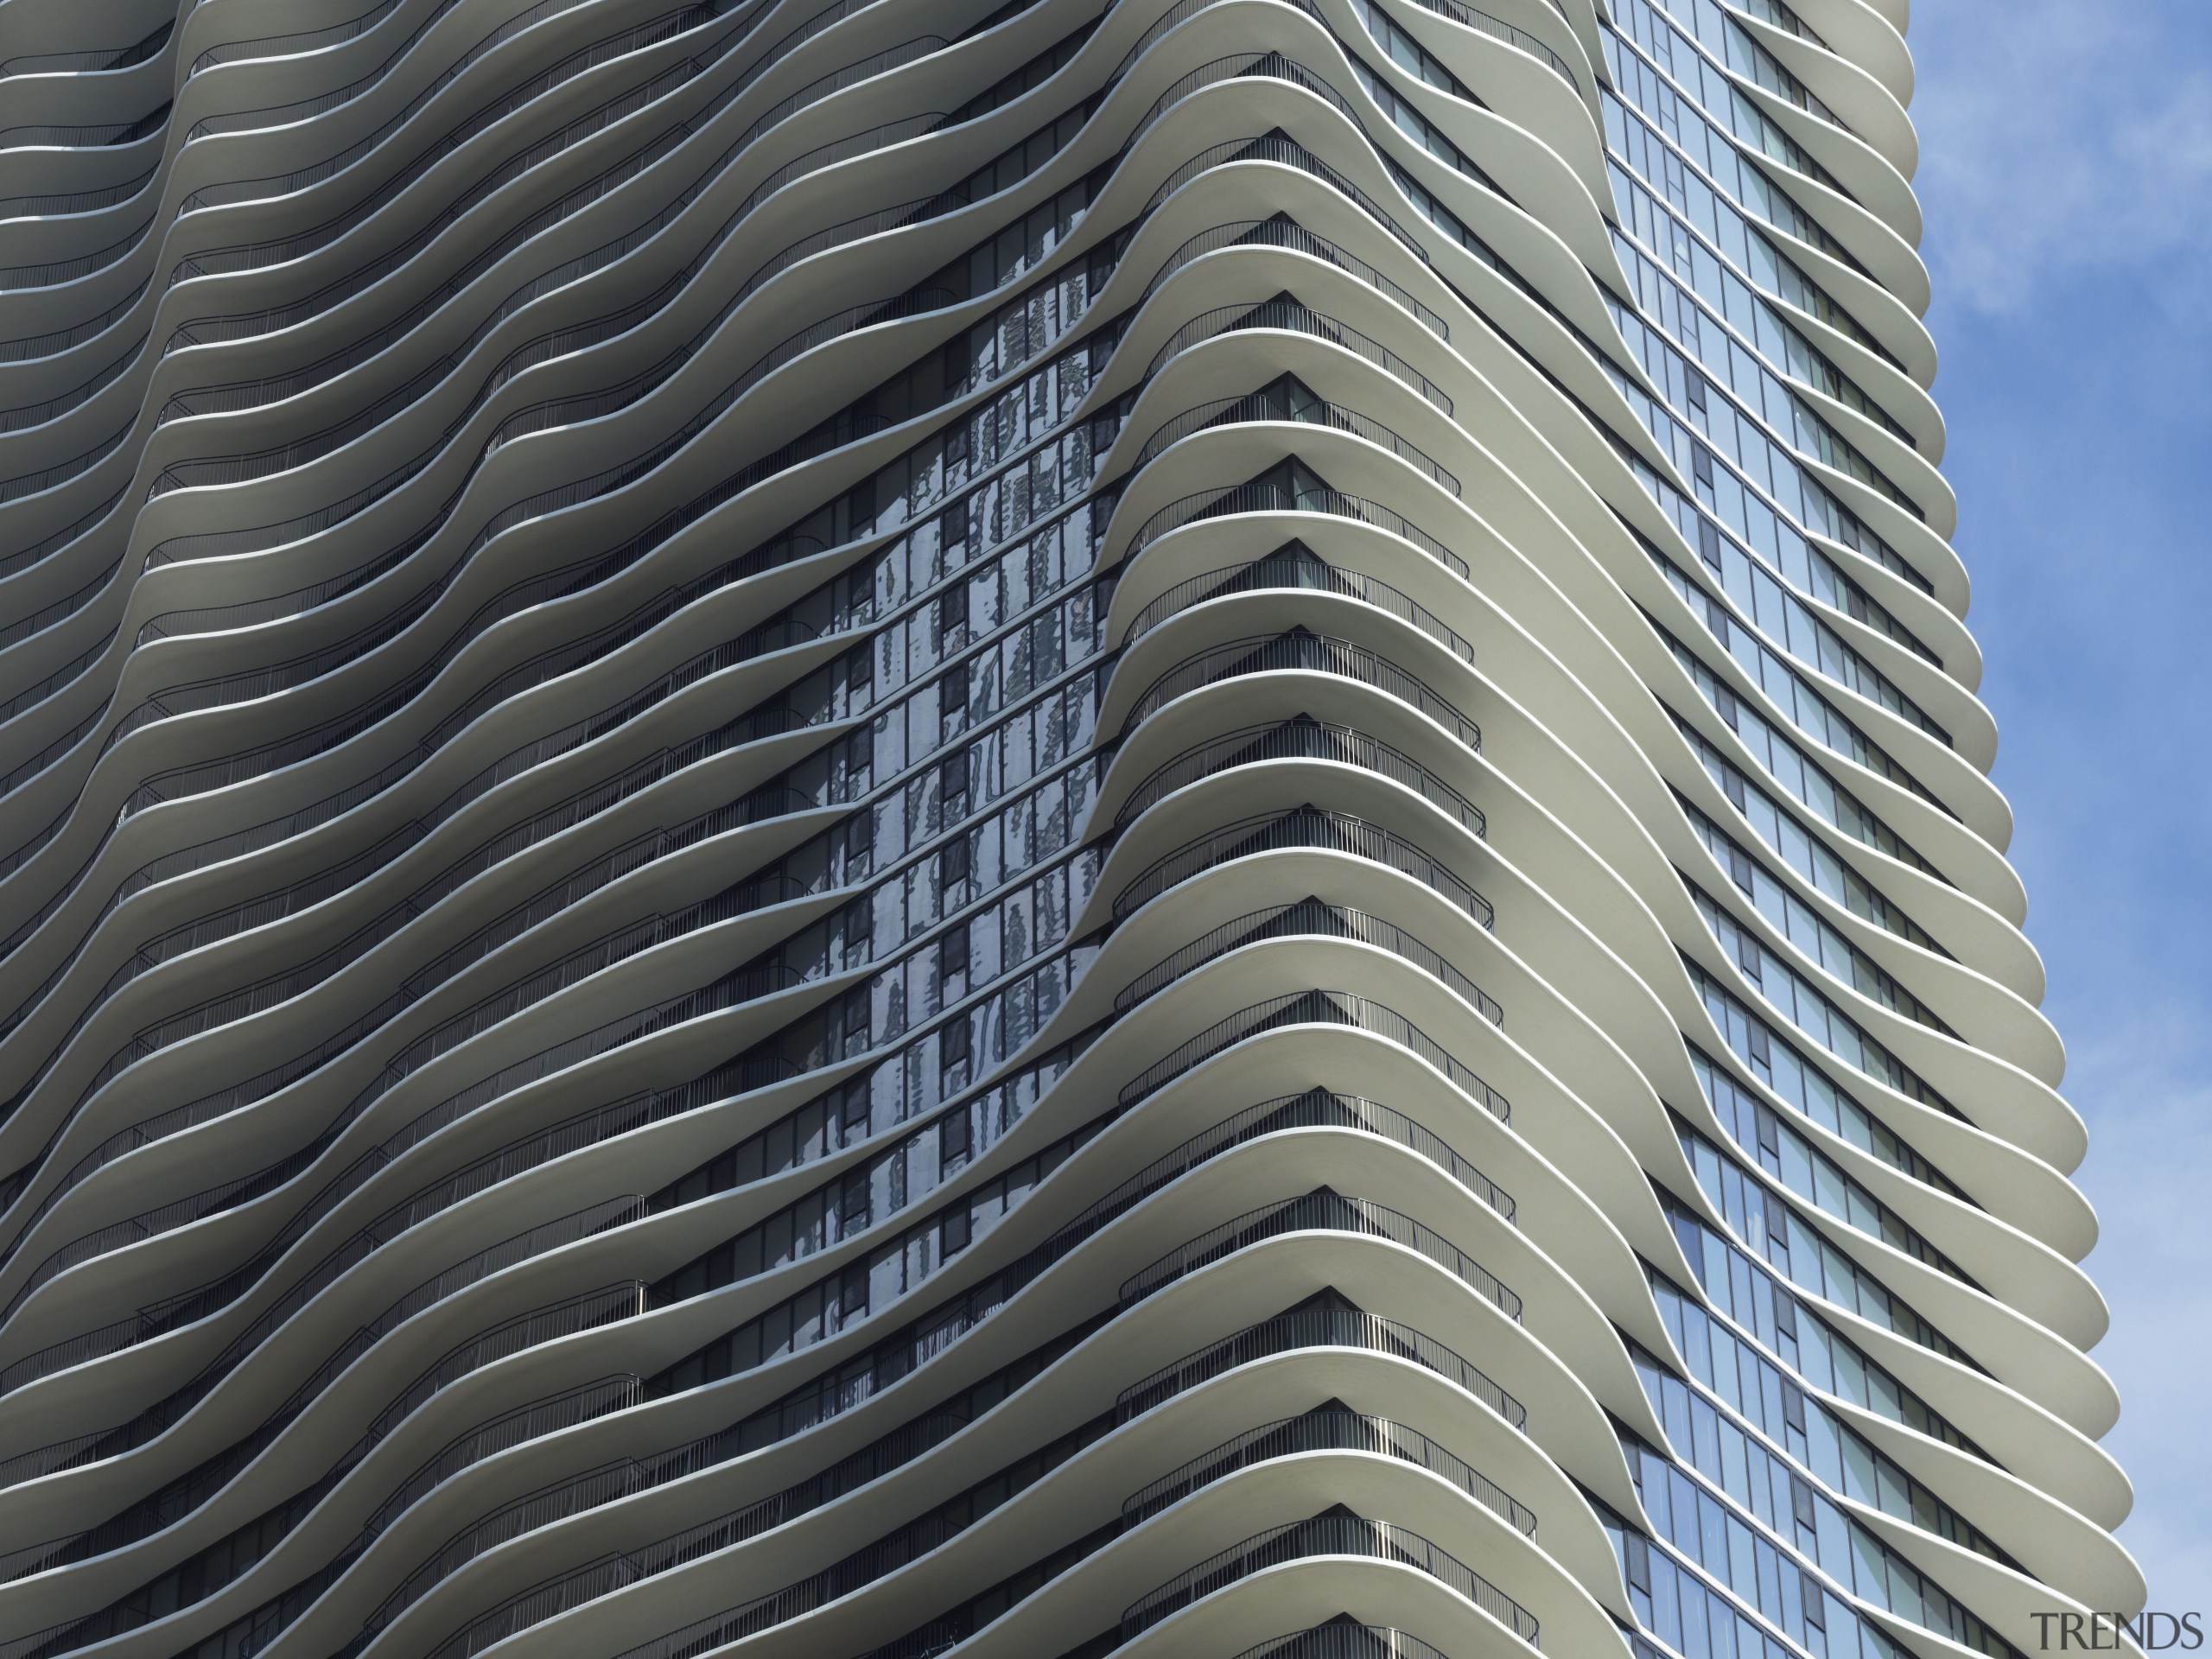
[1114, 1088, 1513, 1224]
[5, 935, 811, 1345]
[1120, 1510, 1539, 1644]
[192, 3, 397, 72]
[1124, 474, 1460, 569]
[438, 1117, 1521, 1659]
[1115, 897, 1503, 1025]
[1002, 1090, 1515, 1349]
[427, 1402, 1001, 1659]
[52, 640, 816, 1133]
[1228, 1623, 1453, 1659]
[1117, 1299, 1524, 1427]
[1118, 631, 1479, 746]
[0, 617, 109, 728]
[0, 656, 817, 1098]
[155, 55, 947, 517]
[0, 210, 155, 290]
[0, 769, 818, 1300]
[1392, 0, 1576, 84]
[2, 20, 171, 79]
[0, 1262, 645, 1590]
[188, 0, 617, 143]
[110, 592, 810, 821]
[0, 162, 157, 221]
[442, 1328, 1059, 1659]
[0, 36, 1014, 976]
[1136, 132, 1433, 269]
[0, 1274, 638, 1528]
[1111, 806, 1493, 930]
[0, 634, 116, 728]
[176, 15, 701, 223]
[1123, 49, 1362, 175]
[10, 1046, 804, 1567]
[0, 1193, 640, 1398]
[3, 853, 813, 1316]
[1125, 550, 1473, 661]
[538, 1281, 1516, 1659]
[363, 1459, 662, 1650]
[364, 1372, 641, 1541]
[10, 14, 995, 770]
[105, 537, 812, 766]
[0, 281, 145, 367]
[473, 48, 948, 454]
[0, 0, 1026, 1039]
[1101, 0, 1319, 92]
[1123, 1403, 1535, 1534]
[382, 1166, 1223, 1659]
[424, 262, 950, 567]
[1131, 392, 1459, 495]
[161, 0, 897, 362]
[1143, 296, 1452, 413]
[0, 1367, 637, 1589]
[0, 707, 107, 810]
[1113, 717, 1485, 838]
[0, 605, 823, 1065]
[10, 29, 1044, 871]
[0, 339, 143, 438]
[0, 698, 103, 809]
[1119, 988, 1512, 1122]
[0, 104, 168, 150]
[1118, 1190, 1521, 1317]
[1139, 216, 1448, 339]
[0, 418, 129, 509]
[129, 360, 836, 677]
[0, 41, 1583, 1654]
[19, 824, 419, 1065]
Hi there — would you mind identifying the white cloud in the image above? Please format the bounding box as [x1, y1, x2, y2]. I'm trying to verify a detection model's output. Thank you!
[2063, 1004, 2212, 1605]
[1907, 0, 2212, 1613]
[1911, 0, 2212, 316]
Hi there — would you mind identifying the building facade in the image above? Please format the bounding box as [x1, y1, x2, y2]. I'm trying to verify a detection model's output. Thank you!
[0, 1, 2138, 1657]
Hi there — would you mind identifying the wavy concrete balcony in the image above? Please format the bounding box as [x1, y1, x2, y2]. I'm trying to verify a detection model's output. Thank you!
[0, 1, 2138, 1658]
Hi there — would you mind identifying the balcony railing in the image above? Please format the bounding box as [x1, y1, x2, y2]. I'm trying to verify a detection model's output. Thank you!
[1390, 0, 1576, 85]
[1142, 297, 1453, 413]
[1115, 897, 1503, 1026]
[1122, 1403, 1536, 1535]
[1111, 807, 1493, 930]
[1135, 134, 1433, 270]
[1125, 546, 1474, 653]
[1, 19, 170, 78]
[1122, 49, 1363, 177]
[0, 1368, 638, 1589]
[1102, 1090, 1514, 1241]
[1137, 217, 1449, 340]
[0, 684, 816, 1112]
[1114, 716, 1484, 838]
[7, 866, 813, 1314]
[1117, 1298, 1524, 1428]
[1120, 1190, 1520, 1316]
[1118, 631, 1479, 746]
[3, 1306, 655, 1659]
[1120, 988, 1512, 1122]
[190, 4, 389, 72]
[0, 1192, 640, 1399]
[1225, 1622, 1453, 1659]
[1120, 1510, 1539, 1646]
[1124, 474, 1460, 569]
[1130, 393, 1459, 496]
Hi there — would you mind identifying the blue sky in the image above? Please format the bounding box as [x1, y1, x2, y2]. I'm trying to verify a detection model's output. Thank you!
[1909, 0, 2212, 1606]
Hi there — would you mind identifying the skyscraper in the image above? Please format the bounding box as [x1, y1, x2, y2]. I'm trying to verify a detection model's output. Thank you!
[0, 0, 2138, 1656]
